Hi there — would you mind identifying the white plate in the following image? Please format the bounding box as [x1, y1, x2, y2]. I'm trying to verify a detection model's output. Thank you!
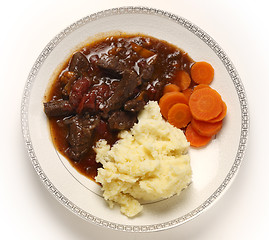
[21, 7, 249, 232]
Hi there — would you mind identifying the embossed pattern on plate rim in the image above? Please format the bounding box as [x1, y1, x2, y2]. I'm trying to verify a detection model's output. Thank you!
[21, 6, 249, 232]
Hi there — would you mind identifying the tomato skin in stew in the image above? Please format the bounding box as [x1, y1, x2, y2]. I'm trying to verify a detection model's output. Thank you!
[44, 34, 195, 180]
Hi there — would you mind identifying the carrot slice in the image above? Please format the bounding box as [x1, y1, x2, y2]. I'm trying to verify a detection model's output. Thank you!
[185, 124, 212, 147]
[189, 87, 223, 121]
[163, 84, 180, 94]
[131, 42, 155, 58]
[159, 92, 188, 119]
[167, 103, 192, 129]
[191, 118, 223, 137]
[193, 84, 211, 92]
[173, 70, 191, 90]
[140, 48, 155, 58]
[182, 88, 193, 102]
[191, 61, 214, 85]
[208, 101, 227, 123]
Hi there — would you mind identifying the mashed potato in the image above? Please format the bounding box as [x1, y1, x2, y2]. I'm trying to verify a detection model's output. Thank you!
[95, 101, 192, 217]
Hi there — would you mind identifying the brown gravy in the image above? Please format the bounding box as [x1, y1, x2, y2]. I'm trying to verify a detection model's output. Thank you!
[45, 34, 195, 180]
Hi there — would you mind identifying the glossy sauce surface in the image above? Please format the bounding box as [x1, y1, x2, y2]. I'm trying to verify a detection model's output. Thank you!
[46, 35, 195, 180]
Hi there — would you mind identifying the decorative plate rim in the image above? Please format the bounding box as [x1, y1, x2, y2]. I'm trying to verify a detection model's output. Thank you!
[21, 6, 249, 232]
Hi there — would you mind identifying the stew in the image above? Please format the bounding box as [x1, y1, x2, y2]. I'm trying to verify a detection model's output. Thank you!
[44, 34, 195, 180]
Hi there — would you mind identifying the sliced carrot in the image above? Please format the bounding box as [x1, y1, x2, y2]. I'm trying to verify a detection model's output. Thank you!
[185, 124, 212, 147]
[159, 92, 188, 119]
[182, 88, 193, 102]
[167, 103, 192, 129]
[191, 61, 214, 85]
[140, 47, 155, 58]
[191, 118, 223, 137]
[208, 101, 227, 123]
[173, 70, 191, 90]
[189, 87, 223, 121]
[163, 84, 180, 94]
[193, 84, 211, 92]
[131, 42, 155, 58]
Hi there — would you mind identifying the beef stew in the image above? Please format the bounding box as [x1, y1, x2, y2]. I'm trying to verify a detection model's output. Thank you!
[44, 34, 195, 180]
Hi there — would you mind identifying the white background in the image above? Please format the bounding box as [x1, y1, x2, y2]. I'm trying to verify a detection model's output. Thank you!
[1, 0, 268, 239]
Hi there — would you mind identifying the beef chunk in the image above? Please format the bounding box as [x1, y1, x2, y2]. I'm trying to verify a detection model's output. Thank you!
[69, 52, 90, 73]
[66, 115, 100, 161]
[44, 100, 74, 117]
[108, 111, 137, 130]
[104, 70, 141, 113]
[97, 55, 123, 79]
[96, 54, 127, 73]
[97, 55, 120, 71]
[98, 54, 155, 81]
[124, 98, 146, 112]
[138, 60, 155, 80]
[99, 67, 122, 80]
[96, 55, 154, 114]
[140, 65, 154, 80]
[152, 80, 166, 100]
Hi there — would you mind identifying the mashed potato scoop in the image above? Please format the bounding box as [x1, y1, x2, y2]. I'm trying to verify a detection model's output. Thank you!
[95, 101, 192, 217]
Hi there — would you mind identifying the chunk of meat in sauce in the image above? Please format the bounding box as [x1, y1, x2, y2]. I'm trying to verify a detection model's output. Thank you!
[97, 55, 123, 79]
[137, 58, 155, 80]
[69, 52, 90, 73]
[103, 69, 141, 113]
[108, 111, 137, 130]
[124, 98, 146, 112]
[65, 115, 100, 161]
[44, 100, 74, 117]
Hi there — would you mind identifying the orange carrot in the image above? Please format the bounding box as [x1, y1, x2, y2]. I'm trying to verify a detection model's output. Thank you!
[208, 101, 227, 123]
[182, 88, 193, 103]
[189, 87, 223, 121]
[191, 118, 223, 137]
[185, 124, 212, 147]
[131, 42, 155, 58]
[173, 70, 191, 90]
[167, 103, 192, 129]
[191, 61, 214, 85]
[193, 84, 211, 92]
[159, 92, 188, 119]
[140, 48, 155, 58]
[163, 84, 180, 94]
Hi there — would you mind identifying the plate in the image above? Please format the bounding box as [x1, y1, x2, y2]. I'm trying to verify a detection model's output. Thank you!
[21, 7, 249, 232]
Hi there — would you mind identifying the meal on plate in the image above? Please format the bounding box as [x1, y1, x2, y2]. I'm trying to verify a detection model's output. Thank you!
[43, 34, 227, 217]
